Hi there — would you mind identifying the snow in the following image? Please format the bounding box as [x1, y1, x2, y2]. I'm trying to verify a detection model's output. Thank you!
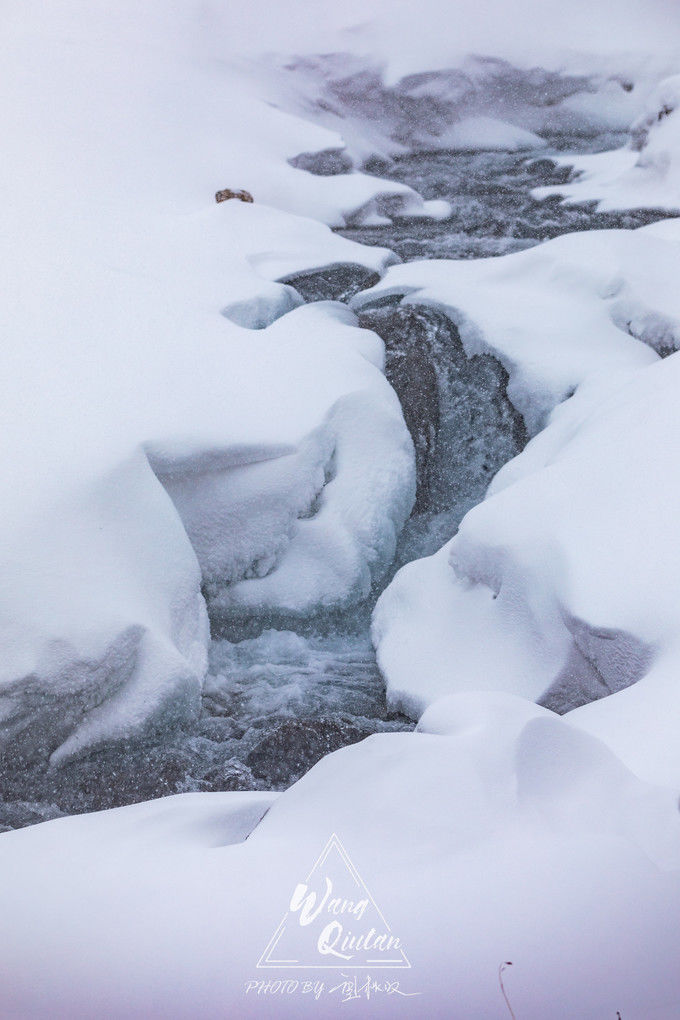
[371, 223, 680, 788]
[0, 0, 422, 763]
[230, 0, 680, 88]
[2, 704, 680, 1016]
[3, 0, 680, 763]
[352, 226, 667, 434]
[169, 303, 415, 621]
[534, 75, 680, 211]
[438, 115, 547, 151]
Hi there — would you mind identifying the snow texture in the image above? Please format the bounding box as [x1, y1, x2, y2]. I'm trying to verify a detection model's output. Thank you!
[371, 221, 680, 788]
[2, 702, 680, 1016]
[0, 0, 419, 763]
[534, 76, 680, 211]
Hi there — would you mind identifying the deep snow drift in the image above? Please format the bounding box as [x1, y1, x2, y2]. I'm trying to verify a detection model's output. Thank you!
[2, 701, 680, 1017]
[367, 219, 680, 789]
[2, 0, 679, 775]
[1, 1, 427, 766]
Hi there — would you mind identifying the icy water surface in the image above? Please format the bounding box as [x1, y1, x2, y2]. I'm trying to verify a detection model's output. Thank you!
[1, 137, 672, 830]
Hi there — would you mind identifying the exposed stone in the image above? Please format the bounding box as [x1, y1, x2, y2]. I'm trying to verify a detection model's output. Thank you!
[279, 264, 380, 303]
[245, 716, 373, 787]
[215, 188, 253, 203]
[358, 304, 527, 514]
[538, 617, 653, 714]
[289, 148, 353, 175]
[200, 757, 256, 792]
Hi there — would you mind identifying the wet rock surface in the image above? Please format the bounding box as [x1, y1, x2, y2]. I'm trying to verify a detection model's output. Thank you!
[280, 263, 380, 303]
[245, 716, 374, 786]
[358, 304, 527, 514]
[288, 147, 354, 175]
[0, 630, 410, 824]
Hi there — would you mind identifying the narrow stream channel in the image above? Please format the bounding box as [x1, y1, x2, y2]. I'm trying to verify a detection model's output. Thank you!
[0, 136, 671, 831]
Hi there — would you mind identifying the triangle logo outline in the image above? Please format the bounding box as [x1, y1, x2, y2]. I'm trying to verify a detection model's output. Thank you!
[257, 832, 411, 970]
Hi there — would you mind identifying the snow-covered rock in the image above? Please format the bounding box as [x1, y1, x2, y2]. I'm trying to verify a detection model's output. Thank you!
[352, 226, 670, 434]
[4, 0, 680, 1014]
[160, 303, 415, 622]
[438, 115, 547, 151]
[0, 0, 423, 762]
[534, 75, 680, 211]
[265, 45, 680, 166]
[370, 224, 680, 787]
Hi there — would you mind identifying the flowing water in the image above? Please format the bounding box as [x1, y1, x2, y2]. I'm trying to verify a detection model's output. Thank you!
[1, 136, 671, 831]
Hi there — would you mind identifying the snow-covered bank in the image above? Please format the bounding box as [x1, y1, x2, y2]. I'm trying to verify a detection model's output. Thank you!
[0, 0, 429, 763]
[352, 224, 670, 433]
[4, 0, 680, 763]
[1, 701, 680, 1017]
[259, 26, 680, 170]
[534, 75, 680, 212]
[368, 220, 680, 785]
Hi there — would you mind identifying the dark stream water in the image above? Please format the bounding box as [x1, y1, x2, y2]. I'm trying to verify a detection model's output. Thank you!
[0, 137, 671, 831]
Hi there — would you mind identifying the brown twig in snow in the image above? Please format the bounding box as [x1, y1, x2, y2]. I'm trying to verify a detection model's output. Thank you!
[499, 961, 515, 1019]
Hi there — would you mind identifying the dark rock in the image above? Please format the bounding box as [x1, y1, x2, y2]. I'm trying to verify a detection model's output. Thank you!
[197, 716, 245, 741]
[200, 758, 256, 792]
[245, 716, 373, 787]
[289, 148, 353, 176]
[358, 304, 527, 514]
[362, 156, 395, 176]
[538, 617, 653, 715]
[215, 188, 253, 204]
[0, 799, 62, 833]
[280, 264, 380, 303]
[524, 158, 573, 185]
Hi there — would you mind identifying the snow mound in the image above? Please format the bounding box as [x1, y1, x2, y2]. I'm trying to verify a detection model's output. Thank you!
[440, 115, 546, 151]
[2, 704, 680, 1015]
[0, 0, 422, 763]
[376, 345, 680, 786]
[352, 226, 669, 434]
[163, 303, 416, 622]
[221, 280, 303, 330]
[534, 75, 680, 212]
[370, 224, 680, 786]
